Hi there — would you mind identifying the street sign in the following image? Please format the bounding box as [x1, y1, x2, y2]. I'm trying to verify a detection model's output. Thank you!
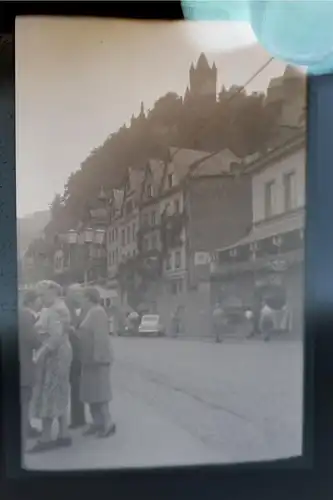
[194, 252, 211, 266]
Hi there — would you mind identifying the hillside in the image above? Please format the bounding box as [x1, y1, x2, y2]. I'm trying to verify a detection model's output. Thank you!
[17, 210, 50, 257]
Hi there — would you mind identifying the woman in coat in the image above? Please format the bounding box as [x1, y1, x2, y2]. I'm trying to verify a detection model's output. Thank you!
[79, 287, 115, 438]
[29, 280, 73, 453]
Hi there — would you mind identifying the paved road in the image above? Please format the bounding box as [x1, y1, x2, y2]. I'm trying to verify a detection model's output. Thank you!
[25, 337, 303, 471]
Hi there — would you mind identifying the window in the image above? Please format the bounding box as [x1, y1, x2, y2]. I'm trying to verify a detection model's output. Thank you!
[174, 199, 180, 214]
[264, 180, 275, 219]
[151, 211, 156, 226]
[115, 248, 118, 264]
[166, 252, 172, 270]
[167, 173, 174, 189]
[127, 225, 131, 244]
[132, 222, 136, 241]
[108, 230, 112, 244]
[146, 184, 153, 198]
[175, 250, 181, 269]
[115, 228, 118, 241]
[151, 233, 157, 249]
[143, 214, 149, 226]
[284, 171, 296, 211]
[121, 229, 125, 247]
[126, 199, 133, 215]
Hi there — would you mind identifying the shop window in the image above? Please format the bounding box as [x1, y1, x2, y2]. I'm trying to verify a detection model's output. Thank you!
[175, 250, 181, 269]
[264, 180, 275, 218]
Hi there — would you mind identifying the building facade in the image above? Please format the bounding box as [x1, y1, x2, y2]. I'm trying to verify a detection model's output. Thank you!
[107, 189, 124, 282]
[210, 132, 305, 338]
[137, 147, 251, 337]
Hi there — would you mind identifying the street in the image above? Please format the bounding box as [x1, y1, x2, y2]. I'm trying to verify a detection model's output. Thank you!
[25, 337, 303, 470]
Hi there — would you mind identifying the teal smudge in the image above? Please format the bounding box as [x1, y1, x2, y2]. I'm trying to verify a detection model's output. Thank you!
[250, 0, 333, 75]
[182, 0, 333, 75]
[181, 0, 250, 21]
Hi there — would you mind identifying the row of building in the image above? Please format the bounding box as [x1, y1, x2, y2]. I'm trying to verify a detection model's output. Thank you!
[21, 57, 306, 337]
[38, 125, 304, 338]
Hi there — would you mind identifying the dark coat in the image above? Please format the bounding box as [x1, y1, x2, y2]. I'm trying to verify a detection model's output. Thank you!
[18, 307, 41, 388]
[66, 301, 88, 362]
[79, 305, 113, 365]
[79, 305, 113, 404]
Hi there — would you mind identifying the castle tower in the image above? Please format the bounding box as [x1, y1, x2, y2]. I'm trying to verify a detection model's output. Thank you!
[189, 53, 217, 101]
[139, 101, 145, 119]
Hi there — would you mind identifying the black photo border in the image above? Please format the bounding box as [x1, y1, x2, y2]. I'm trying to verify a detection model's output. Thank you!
[1, 1, 332, 499]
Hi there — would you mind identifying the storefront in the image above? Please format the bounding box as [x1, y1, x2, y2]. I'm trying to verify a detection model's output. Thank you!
[210, 226, 304, 338]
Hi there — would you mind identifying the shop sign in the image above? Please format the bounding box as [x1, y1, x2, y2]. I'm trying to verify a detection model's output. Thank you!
[267, 258, 288, 272]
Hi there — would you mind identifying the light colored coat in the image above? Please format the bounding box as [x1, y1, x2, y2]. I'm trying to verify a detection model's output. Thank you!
[32, 299, 73, 419]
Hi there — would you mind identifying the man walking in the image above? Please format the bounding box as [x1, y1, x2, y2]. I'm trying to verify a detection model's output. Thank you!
[65, 284, 86, 429]
[18, 289, 42, 450]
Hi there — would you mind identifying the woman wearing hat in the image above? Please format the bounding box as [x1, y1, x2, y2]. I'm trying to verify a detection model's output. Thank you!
[29, 280, 73, 453]
[79, 287, 115, 438]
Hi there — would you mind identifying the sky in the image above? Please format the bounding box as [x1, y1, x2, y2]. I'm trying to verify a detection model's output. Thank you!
[15, 17, 287, 218]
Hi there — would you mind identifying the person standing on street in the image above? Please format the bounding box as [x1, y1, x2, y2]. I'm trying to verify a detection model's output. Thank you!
[79, 287, 115, 438]
[247, 287, 263, 339]
[212, 302, 225, 343]
[171, 305, 184, 337]
[259, 300, 275, 341]
[65, 284, 87, 429]
[29, 281, 73, 453]
[18, 289, 42, 451]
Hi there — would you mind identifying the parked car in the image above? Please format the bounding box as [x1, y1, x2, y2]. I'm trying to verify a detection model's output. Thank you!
[138, 314, 165, 337]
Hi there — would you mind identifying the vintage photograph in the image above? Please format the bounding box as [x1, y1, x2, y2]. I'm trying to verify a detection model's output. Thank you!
[16, 17, 305, 470]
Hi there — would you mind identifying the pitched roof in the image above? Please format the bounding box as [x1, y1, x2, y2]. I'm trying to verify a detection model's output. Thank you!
[191, 149, 240, 178]
[168, 147, 214, 181]
[123, 167, 145, 204]
[148, 159, 164, 191]
[164, 147, 241, 184]
[243, 128, 305, 174]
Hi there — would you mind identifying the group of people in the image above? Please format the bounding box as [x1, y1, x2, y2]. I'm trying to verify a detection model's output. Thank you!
[19, 280, 115, 454]
[212, 286, 292, 343]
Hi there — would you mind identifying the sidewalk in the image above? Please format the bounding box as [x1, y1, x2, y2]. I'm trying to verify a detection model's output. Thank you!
[24, 389, 227, 471]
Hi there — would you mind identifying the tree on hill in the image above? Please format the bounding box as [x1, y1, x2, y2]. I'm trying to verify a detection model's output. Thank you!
[49, 71, 302, 232]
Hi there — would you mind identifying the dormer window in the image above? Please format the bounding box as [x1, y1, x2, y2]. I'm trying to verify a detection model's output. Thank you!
[167, 173, 174, 189]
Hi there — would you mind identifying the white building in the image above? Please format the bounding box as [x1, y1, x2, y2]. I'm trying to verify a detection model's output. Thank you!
[211, 130, 306, 337]
[251, 136, 305, 235]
